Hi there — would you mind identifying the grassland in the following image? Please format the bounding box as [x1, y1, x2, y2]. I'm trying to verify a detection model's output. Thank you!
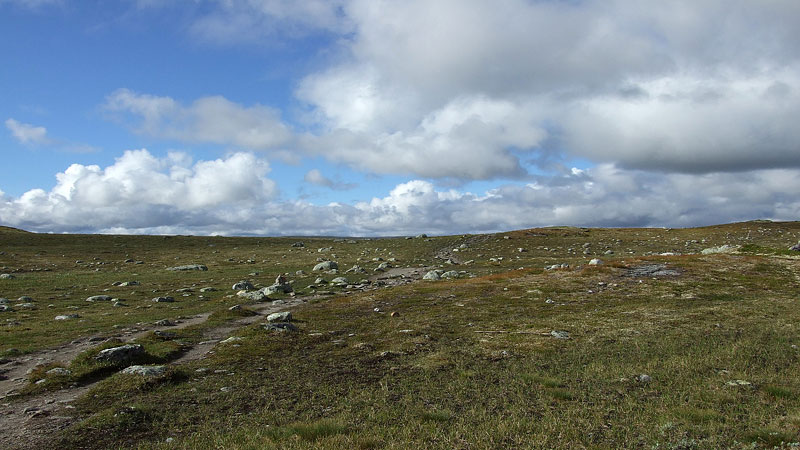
[1, 221, 800, 449]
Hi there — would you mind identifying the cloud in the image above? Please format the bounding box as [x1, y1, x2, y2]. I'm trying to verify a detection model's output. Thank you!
[2, 152, 798, 235]
[105, 89, 292, 150]
[303, 169, 356, 191]
[5, 118, 52, 146]
[0, 0, 62, 9]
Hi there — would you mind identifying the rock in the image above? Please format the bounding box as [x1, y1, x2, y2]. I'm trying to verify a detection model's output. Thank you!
[0, 305, 14, 312]
[154, 319, 175, 327]
[313, 261, 338, 271]
[415, 234, 428, 239]
[95, 344, 145, 364]
[166, 264, 208, 271]
[152, 296, 175, 303]
[18, 296, 33, 302]
[636, 374, 652, 383]
[237, 290, 268, 302]
[220, 336, 243, 344]
[0, 298, 7, 304]
[113, 301, 127, 307]
[700, 245, 740, 255]
[295, 270, 306, 276]
[262, 322, 298, 332]
[199, 287, 217, 292]
[291, 242, 305, 248]
[789, 242, 800, 251]
[625, 264, 679, 277]
[517, 248, 527, 253]
[345, 265, 368, 274]
[232, 281, 255, 291]
[317, 247, 332, 253]
[331, 277, 349, 286]
[122, 365, 167, 376]
[314, 277, 328, 284]
[376, 262, 392, 271]
[588, 259, 603, 265]
[54, 314, 80, 320]
[604, 250, 614, 255]
[262, 283, 293, 296]
[267, 311, 292, 322]
[46, 367, 71, 376]
[16, 302, 36, 310]
[0, 274, 15, 280]
[423, 270, 442, 281]
[154, 330, 176, 339]
[441, 270, 460, 279]
[550, 330, 570, 339]
[228, 304, 242, 311]
[86, 295, 113, 302]
[119, 281, 140, 287]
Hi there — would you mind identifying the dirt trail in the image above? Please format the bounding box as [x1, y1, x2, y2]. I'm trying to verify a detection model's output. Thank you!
[0, 296, 306, 450]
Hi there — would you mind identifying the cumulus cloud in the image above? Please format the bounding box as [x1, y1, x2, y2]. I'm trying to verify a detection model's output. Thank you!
[303, 169, 356, 191]
[104, 89, 292, 150]
[2, 153, 798, 235]
[5, 118, 52, 146]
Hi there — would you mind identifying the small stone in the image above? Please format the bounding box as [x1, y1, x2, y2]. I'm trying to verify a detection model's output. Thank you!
[166, 264, 208, 271]
[55, 314, 80, 320]
[154, 319, 175, 327]
[267, 311, 292, 323]
[0, 274, 15, 280]
[232, 281, 254, 291]
[228, 304, 242, 311]
[262, 322, 298, 332]
[86, 295, 113, 302]
[95, 344, 145, 364]
[588, 259, 603, 265]
[46, 367, 72, 376]
[220, 336, 243, 344]
[636, 374, 652, 383]
[312, 261, 338, 271]
[390, 311, 399, 317]
[199, 287, 217, 293]
[550, 330, 570, 339]
[152, 296, 175, 303]
[121, 365, 167, 376]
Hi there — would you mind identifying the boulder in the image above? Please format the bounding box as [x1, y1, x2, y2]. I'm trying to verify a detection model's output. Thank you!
[119, 281, 140, 287]
[588, 259, 603, 265]
[166, 264, 208, 271]
[0, 305, 14, 312]
[267, 311, 292, 323]
[86, 295, 113, 302]
[262, 322, 298, 332]
[95, 344, 145, 364]
[152, 296, 175, 303]
[345, 265, 367, 274]
[313, 261, 338, 271]
[232, 281, 255, 291]
[291, 242, 305, 248]
[54, 314, 80, 320]
[122, 365, 167, 376]
[0, 274, 15, 280]
[441, 270, 460, 279]
[423, 270, 442, 281]
[237, 290, 268, 302]
[331, 277, 349, 286]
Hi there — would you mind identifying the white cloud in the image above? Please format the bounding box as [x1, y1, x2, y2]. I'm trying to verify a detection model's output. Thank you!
[2, 154, 798, 235]
[303, 169, 356, 191]
[105, 89, 292, 150]
[5, 118, 51, 146]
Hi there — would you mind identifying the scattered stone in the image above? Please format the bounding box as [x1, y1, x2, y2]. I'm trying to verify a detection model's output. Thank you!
[550, 330, 570, 339]
[237, 290, 268, 302]
[119, 281, 140, 287]
[313, 261, 338, 271]
[122, 365, 167, 376]
[545, 264, 569, 270]
[262, 322, 298, 332]
[54, 314, 80, 320]
[154, 319, 175, 327]
[267, 311, 292, 322]
[441, 270, 460, 279]
[113, 301, 127, 307]
[314, 277, 328, 284]
[232, 281, 255, 291]
[636, 374, 652, 383]
[0, 305, 13, 312]
[726, 379, 752, 387]
[166, 264, 208, 271]
[95, 344, 145, 364]
[16, 303, 36, 310]
[625, 264, 679, 277]
[700, 245, 740, 255]
[423, 270, 442, 281]
[18, 296, 33, 302]
[390, 311, 399, 317]
[154, 330, 176, 339]
[789, 242, 800, 251]
[345, 265, 368, 274]
[331, 276, 348, 286]
[220, 336, 243, 344]
[588, 259, 603, 265]
[291, 242, 305, 248]
[415, 234, 428, 239]
[228, 304, 242, 311]
[86, 295, 113, 302]
[318, 247, 332, 253]
[152, 296, 175, 303]
[46, 367, 71, 376]
[199, 287, 217, 293]
[0, 274, 15, 280]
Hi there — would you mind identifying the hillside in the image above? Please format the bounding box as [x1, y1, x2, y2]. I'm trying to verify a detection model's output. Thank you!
[1, 221, 800, 449]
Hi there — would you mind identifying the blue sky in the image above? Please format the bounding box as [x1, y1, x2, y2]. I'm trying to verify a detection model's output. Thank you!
[2, 0, 799, 236]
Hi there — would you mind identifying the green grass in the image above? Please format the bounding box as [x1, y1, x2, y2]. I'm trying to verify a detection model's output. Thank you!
[3, 222, 800, 448]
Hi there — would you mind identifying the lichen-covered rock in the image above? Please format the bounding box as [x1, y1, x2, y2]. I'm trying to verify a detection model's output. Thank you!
[86, 295, 113, 302]
[313, 261, 338, 271]
[122, 365, 167, 376]
[267, 311, 292, 323]
[95, 344, 145, 364]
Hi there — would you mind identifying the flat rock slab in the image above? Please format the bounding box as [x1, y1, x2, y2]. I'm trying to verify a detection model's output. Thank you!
[624, 264, 680, 277]
[167, 264, 208, 271]
[95, 344, 145, 364]
[121, 365, 167, 376]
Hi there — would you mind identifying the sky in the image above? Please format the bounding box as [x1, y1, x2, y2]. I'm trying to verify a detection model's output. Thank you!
[1, 0, 799, 236]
